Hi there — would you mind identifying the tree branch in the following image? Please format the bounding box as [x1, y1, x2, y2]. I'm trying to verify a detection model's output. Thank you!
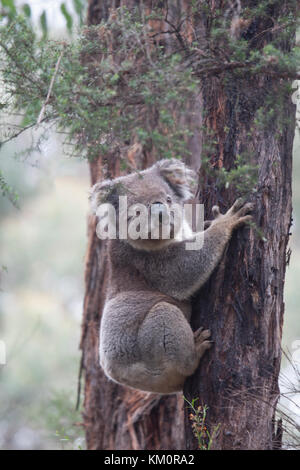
[192, 58, 300, 80]
[37, 48, 65, 124]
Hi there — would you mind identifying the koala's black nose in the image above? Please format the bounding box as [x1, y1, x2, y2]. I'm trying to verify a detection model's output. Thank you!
[152, 202, 165, 215]
[152, 201, 164, 208]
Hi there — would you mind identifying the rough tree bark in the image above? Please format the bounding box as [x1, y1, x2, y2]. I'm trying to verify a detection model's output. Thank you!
[80, 153, 185, 450]
[80, 0, 296, 450]
[80, 0, 187, 450]
[183, 2, 296, 450]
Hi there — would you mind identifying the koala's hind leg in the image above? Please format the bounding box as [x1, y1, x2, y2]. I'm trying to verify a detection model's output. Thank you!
[137, 302, 211, 393]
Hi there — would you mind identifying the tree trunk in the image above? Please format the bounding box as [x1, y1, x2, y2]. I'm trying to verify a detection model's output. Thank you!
[80, 0, 187, 450]
[80, 0, 296, 450]
[183, 3, 296, 450]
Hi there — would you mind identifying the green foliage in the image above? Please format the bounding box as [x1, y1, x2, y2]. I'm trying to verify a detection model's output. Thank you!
[43, 390, 85, 450]
[216, 154, 258, 196]
[60, 3, 73, 34]
[0, 159, 88, 448]
[0, 0, 86, 30]
[72, 0, 85, 27]
[193, 0, 299, 79]
[0, 2, 299, 193]
[0, 0, 16, 20]
[21, 3, 31, 19]
[184, 396, 220, 450]
[0, 170, 19, 207]
[0, 10, 200, 161]
[254, 81, 298, 133]
[39, 10, 48, 40]
[199, 150, 258, 199]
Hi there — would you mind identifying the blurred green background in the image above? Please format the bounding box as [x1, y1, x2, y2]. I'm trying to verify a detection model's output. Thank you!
[0, 129, 89, 449]
[0, 0, 299, 450]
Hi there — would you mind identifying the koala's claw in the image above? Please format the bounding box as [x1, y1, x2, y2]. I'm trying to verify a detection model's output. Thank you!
[234, 214, 253, 227]
[236, 202, 254, 217]
[194, 326, 203, 334]
[209, 199, 254, 232]
[194, 327, 210, 341]
[230, 197, 245, 213]
[225, 199, 254, 229]
[232, 201, 254, 228]
[194, 328, 212, 359]
[229, 199, 254, 216]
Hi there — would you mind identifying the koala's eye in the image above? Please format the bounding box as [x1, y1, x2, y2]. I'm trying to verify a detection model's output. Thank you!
[166, 195, 172, 204]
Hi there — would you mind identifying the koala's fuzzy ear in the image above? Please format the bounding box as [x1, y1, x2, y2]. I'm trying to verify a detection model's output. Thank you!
[156, 159, 196, 200]
[89, 179, 118, 214]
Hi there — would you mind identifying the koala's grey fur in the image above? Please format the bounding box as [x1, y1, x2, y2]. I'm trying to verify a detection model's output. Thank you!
[90, 159, 253, 394]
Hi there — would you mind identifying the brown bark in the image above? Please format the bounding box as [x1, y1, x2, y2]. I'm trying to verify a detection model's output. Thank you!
[81, 152, 186, 450]
[185, 115, 294, 449]
[183, 3, 296, 450]
[80, 0, 296, 450]
[80, 0, 187, 450]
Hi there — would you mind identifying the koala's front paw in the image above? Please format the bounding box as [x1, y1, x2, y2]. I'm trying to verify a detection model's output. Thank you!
[194, 327, 212, 360]
[226, 198, 254, 228]
[210, 198, 253, 231]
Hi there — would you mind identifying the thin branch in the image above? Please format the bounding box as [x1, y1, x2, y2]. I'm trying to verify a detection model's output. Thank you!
[0, 122, 37, 146]
[164, 18, 187, 52]
[0, 115, 53, 147]
[37, 48, 65, 125]
[192, 58, 300, 80]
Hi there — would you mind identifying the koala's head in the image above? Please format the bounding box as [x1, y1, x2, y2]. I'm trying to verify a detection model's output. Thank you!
[89, 159, 196, 251]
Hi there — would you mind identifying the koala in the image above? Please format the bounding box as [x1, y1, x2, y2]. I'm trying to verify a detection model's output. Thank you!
[89, 159, 253, 394]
